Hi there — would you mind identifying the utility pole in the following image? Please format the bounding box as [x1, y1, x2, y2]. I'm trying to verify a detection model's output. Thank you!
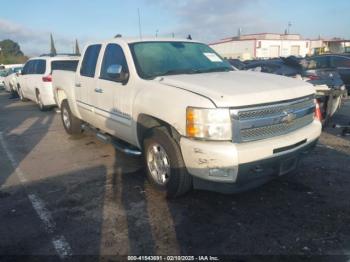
[138, 8, 142, 40]
[287, 22, 292, 34]
[75, 39, 80, 55]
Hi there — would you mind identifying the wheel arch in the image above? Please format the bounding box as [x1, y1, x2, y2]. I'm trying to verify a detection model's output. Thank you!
[136, 114, 181, 149]
[55, 88, 68, 109]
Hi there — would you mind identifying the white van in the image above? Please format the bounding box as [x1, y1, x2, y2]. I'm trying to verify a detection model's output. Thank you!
[17, 56, 79, 111]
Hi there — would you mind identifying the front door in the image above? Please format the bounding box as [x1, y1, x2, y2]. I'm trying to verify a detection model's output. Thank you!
[94, 43, 133, 143]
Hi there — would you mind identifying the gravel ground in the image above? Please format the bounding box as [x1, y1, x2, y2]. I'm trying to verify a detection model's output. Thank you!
[0, 89, 349, 261]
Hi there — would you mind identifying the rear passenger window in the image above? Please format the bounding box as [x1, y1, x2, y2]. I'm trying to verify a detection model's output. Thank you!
[100, 44, 129, 81]
[22, 62, 31, 75]
[25, 61, 36, 74]
[80, 45, 101, 77]
[34, 60, 46, 74]
[331, 56, 350, 68]
[307, 56, 330, 69]
[51, 60, 79, 72]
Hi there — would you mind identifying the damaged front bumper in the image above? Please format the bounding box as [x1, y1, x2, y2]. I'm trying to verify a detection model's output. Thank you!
[180, 120, 321, 194]
[192, 139, 317, 194]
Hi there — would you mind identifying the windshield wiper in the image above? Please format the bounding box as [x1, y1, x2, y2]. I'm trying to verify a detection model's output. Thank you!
[195, 67, 234, 73]
[159, 68, 198, 76]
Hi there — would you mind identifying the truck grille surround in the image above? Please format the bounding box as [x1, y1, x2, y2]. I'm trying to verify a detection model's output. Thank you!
[230, 95, 315, 143]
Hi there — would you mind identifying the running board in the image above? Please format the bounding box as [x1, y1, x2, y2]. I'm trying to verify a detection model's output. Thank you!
[82, 124, 142, 156]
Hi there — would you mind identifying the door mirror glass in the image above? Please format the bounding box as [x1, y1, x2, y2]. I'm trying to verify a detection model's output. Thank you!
[107, 64, 122, 79]
[106, 64, 128, 82]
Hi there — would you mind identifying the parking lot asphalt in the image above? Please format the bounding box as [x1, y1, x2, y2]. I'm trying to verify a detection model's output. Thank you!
[0, 89, 350, 261]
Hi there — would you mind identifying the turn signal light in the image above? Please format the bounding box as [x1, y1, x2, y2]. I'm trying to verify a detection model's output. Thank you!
[314, 99, 322, 121]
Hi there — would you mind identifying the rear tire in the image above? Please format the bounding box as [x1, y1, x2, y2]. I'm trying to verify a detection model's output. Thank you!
[35, 90, 47, 111]
[143, 127, 192, 198]
[61, 100, 83, 135]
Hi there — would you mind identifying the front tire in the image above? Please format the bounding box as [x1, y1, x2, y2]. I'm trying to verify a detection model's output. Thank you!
[143, 127, 192, 198]
[61, 100, 83, 135]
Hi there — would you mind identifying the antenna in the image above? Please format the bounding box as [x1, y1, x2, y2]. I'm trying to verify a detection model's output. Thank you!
[138, 8, 142, 40]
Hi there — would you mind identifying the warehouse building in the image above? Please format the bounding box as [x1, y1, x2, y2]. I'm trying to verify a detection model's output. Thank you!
[210, 33, 316, 60]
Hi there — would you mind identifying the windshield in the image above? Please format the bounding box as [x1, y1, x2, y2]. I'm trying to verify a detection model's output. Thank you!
[129, 41, 233, 79]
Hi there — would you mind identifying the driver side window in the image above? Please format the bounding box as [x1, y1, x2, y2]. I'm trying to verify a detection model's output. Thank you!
[100, 43, 129, 82]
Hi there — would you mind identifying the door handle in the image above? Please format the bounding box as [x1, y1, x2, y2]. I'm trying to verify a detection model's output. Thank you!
[94, 88, 104, 93]
[75, 83, 81, 87]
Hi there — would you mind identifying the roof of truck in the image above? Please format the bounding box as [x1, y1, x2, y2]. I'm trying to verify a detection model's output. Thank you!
[89, 37, 199, 45]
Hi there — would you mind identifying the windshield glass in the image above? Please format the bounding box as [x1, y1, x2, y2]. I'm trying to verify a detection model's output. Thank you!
[129, 41, 233, 79]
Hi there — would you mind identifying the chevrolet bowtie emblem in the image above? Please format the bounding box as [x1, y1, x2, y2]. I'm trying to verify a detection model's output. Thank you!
[282, 111, 297, 124]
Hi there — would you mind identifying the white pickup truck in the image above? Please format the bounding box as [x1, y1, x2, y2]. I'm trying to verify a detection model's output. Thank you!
[53, 38, 322, 197]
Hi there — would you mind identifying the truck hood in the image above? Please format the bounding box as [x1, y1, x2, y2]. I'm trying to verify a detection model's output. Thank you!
[157, 71, 315, 107]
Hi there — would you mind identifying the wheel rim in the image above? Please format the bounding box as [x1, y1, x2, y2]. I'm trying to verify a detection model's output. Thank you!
[62, 108, 71, 129]
[147, 143, 171, 185]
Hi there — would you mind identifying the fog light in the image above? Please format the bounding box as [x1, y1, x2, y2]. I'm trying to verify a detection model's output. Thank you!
[209, 168, 231, 177]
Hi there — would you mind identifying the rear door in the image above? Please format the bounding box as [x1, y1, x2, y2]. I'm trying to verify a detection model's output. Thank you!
[95, 43, 133, 142]
[75, 44, 102, 125]
[32, 59, 47, 99]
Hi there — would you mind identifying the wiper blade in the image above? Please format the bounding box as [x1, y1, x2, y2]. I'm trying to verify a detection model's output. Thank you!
[195, 67, 234, 73]
[159, 68, 197, 76]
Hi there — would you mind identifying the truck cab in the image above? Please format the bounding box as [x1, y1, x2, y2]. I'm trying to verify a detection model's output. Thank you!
[53, 38, 322, 197]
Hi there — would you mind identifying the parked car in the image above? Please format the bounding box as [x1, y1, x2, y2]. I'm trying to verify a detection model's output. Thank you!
[0, 69, 9, 89]
[227, 59, 246, 70]
[244, 58, 301, 76]
[17, 55, 79, 111]
[52, 38, 321, 197]
[244, 56, 346, 124]
[3, 66, 23, 93]
[305, 54, 350, 94]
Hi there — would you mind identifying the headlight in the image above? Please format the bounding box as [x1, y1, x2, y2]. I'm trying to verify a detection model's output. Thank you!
[186, 107, 232, 140]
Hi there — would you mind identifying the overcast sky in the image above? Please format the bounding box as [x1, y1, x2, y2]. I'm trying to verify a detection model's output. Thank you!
[1, 0, 350, 56]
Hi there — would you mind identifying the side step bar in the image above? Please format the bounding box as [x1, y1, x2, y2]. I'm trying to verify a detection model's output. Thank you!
[82, 124, 142, 156]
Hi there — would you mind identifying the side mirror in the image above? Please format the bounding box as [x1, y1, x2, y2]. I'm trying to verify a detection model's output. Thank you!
[107, 64, 122, 79]
[106, 64, 129, 83]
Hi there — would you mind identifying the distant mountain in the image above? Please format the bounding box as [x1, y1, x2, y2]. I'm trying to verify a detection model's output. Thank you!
[0, 39, 28, 64]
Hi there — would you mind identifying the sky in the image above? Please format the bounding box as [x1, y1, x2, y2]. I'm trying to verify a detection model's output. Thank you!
[1, 0, 349, 56]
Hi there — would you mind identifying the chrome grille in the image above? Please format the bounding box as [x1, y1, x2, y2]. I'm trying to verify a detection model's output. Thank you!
[240, 114, 314, 142]
[238, 99, 314, 120]
[231, 95, 315, 143]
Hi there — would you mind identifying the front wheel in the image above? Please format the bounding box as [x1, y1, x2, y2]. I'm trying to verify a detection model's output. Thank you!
[61, 100, 83, 135]
[143, 127, 192, 198]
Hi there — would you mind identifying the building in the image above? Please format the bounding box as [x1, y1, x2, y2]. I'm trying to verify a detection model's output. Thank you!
[210, 33, 350, 60]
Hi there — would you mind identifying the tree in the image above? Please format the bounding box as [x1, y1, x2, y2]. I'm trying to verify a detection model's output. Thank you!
[0, 39, 24, 56]
[0, 39, 27, 64]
